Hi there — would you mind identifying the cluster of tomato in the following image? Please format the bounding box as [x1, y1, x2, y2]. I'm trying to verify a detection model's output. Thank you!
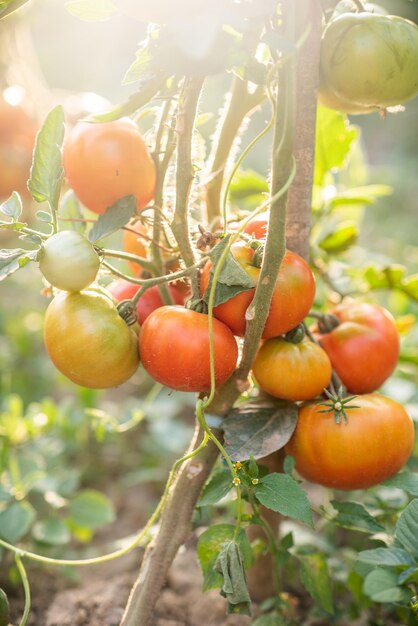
[318, 1, 418, 114]
[36, 95, 414, 494]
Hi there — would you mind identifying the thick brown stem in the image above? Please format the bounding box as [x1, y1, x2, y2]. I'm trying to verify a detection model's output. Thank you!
[205, 77, 264, 227]
[285, 0, 322, 260]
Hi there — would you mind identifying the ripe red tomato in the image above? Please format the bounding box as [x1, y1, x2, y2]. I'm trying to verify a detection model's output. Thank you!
[108, 280, 186, 325]
[38, 230, 100, 292]
[0, 93, 37, 200]
[252, 337, 332, 402]
[200, 243, 316, 338]
[242, 212, 269, 240]
[63, 119, 156, 215]
[139, 306, 238, 392]
[316, 302, 399, 394]
[44, 291, 139, 388]
[320, 13, 418, 110]
[122, 220, 149, 276]
[285, 394, 414, 490]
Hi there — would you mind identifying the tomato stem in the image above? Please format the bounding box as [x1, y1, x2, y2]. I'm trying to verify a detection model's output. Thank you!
[15, 554, 30, 626]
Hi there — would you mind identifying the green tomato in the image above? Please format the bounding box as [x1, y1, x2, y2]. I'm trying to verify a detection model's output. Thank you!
[38, 230, 100, 292]
[320, 13, 418, 109]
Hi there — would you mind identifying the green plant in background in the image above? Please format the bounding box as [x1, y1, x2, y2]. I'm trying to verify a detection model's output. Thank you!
[0, 1, 418, 625]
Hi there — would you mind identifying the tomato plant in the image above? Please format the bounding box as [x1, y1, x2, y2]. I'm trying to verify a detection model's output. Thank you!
[44, 291, 139, 388]
[252, 335, 332, 401]
[108, 280, 186, 325]
[200, 243, 316, 338]
[320, 13, 418, 111]
[63, 119, 157, 215]
[285, 394, 415, 490]
[139, 306, 238, 392]
[38, 230, 100, 292]
[315, 302, 400, 394]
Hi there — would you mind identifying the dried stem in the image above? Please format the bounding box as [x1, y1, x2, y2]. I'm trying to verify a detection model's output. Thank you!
[170, 76, 204, 300]
[205, 76, 265, 227]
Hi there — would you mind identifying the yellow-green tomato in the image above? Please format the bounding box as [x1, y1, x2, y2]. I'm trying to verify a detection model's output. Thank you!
[44, 291, 139, 388]
[320, 13, 418, 109]
[38, 230, 100, 292]
[252, 337, 332, 402]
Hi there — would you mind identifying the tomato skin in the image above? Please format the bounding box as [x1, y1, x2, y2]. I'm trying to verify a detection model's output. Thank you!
[0, 96, 37, 200]
[242, 213, 269, 240]
[38, 230, 100, 292]
[139, 306, 238, 392]
[44, 291, 139, 388]
[63, 119, 156, 215]
[285, 394, 414, 490]
[108, 280, 186, 325]
[122, 220, 149, 276]
[200, 243, 316, 338]
[316, 302, 399, 394]
[253, 338, 332, 402]
[320, 13, 418, 109]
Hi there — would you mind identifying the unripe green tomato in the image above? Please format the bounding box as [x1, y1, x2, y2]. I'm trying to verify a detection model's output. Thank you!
[38, 230, 100, 292]
[332, 0, 388, 18]
[320, 13, 418, 109]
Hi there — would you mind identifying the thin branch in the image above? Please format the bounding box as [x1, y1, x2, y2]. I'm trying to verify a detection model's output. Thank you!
[170, 77, 204, 300]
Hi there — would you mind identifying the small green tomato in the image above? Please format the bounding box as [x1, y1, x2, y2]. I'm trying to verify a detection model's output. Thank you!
[38, 230, 100, 292]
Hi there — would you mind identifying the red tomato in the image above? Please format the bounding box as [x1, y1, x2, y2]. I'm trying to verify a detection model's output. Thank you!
[242, 212, 269, 240]
[316, 302, 399, 394]
[108, 280, 186, 325]
[285, 394, 414, 490]
[200, 243, 315, 338]
[252, 337, 332, 402]
[63, 119, 156, 215]
[44, 291, 139, 388]
[139, 306, 238, 392]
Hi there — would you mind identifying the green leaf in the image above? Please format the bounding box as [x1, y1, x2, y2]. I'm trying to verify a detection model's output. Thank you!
[65, 0, 117, 21]
[214, 540, 251, 615]
[123, 39, 154, 86]
[60, 190, 85, 234]
[0, 0, 29, 19]
[32, 517, 71, 546]
[229, 169, 269, 200]
[363, 568, 411, 603]
[252, 614, 286, 626]
[357, 547, 415, 568]
[298, 552, 334, 614]
[68, 489, 115, 530]
[0, 248, 38, 281]
[395, 499, 418, 555]
[88, 195, 137, 242]
[0, 501, 35, 543]
[203, 235, 255, 307]
[254, 473, 313, 527]
[0, 588, 10, 626]
[198, 470, 233, 507]
[28, 106, 65, 209]
[88, 77, 165, 123]
[398, 566, 418, 585]
[36, 210, 52, 223]
[383, 472, 418, 496]
[197, 523, 252, 592]
[318, 221, 358, 254]
[402, 274, 418, 300]
[223, 400, 297, 462]
[0, 192, 22, 220]
[330, 501, 385, 534]
[314, 105, 358, 186]
[329, 184, 393, 208]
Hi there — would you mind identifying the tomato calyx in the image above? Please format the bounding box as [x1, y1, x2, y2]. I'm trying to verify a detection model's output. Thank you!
[316, 313, 340, 334]
[248, 240, 264, 268]
[196, 225, 219, 251]
[284, 324, 306, 344]
[117, 299, 138, 326]
[188, 298, 208, 314]
[318, 387, 359, 424]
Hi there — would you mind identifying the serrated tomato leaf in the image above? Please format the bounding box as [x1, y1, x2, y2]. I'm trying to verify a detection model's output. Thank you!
[0, 192, 22, 220]
[254, 473, 313, 527]
[223, 400, 297, 462]
[0, 248, 38, 281]
[88, 195, 137, 242]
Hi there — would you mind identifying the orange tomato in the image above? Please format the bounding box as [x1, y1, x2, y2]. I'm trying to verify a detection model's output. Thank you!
[122, 220, 149, 276]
